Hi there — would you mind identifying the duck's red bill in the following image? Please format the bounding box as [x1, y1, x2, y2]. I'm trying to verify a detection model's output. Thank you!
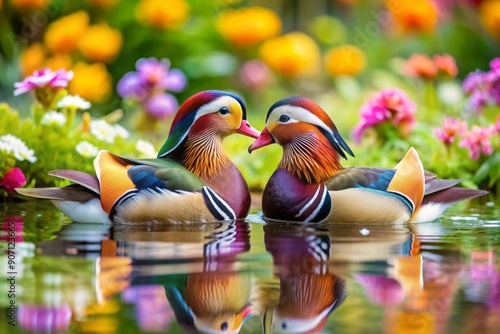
[248, 127, 274, 153]
[236, 120, 260, 139]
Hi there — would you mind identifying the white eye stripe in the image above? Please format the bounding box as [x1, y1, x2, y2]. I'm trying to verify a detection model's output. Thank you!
[196, 96, 239, 119]
[269, 105, 333, 134]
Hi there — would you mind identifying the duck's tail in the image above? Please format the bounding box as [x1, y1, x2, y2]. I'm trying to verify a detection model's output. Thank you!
[410, 186, 488, 223]
[387, 147, 425, 214]
[15, 170, 110, 223]
[387, 147, 488, 223]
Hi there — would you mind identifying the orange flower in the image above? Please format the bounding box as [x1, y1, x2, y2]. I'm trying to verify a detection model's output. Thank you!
[45, 53, 73, 72]
[11, 0, 50, 10]
[78, 24, 122, 63]
[216, 7, 282, 48]
[324, 45, 366, 77]
[433, 54, 458, 77]
[403, 54, 437, 80]
[259, 32, 320, 78]
[69, 62, 112, 103]
[135, 0, 189, 30]
[44, 11, 90, 53]
[386, 0, 438, 34]
[20, 43, 45, 77]
[479, 0, 500, 39]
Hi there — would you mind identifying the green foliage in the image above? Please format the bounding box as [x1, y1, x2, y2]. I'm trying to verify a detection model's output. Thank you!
[0, 102, 153, 198]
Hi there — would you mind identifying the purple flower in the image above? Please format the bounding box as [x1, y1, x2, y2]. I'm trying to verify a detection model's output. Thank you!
[144, 93, 178, 120]
[462, 70, 485, 95]
[462, 58, 500, 114]
[13, 68, 73, 96]
[352, 88, 416, 143]
[163, 68, 187, 92]
[117, 58, 187, 101]
[117, 72, 149, 101]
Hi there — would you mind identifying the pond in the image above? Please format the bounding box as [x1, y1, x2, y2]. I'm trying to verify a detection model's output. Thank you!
[0, 199, 499, 334]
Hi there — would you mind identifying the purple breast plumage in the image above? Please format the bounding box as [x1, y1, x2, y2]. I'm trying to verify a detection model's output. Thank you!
[262, 169, 332, 223]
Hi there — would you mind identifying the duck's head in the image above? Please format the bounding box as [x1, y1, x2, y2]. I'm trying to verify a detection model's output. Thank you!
[158, 90, 259, 158]
[249, 96, 354, 183]
[192, 307, 253, 334]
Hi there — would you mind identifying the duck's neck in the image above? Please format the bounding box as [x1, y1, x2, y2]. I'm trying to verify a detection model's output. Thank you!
[279, 133, 343, 184]
[183, 132, 231, 181]
[181, 133, 251, 218]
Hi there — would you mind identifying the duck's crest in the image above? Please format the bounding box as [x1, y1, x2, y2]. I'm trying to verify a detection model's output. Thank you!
[158, 90, 247, 158]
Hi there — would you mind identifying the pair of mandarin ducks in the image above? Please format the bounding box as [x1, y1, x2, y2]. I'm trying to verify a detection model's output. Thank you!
[17, 90, 487, 224]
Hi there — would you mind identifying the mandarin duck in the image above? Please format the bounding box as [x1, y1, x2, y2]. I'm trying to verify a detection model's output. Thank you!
[249, 96, 488, 224]
[17, 90, 260, 224]
[166, 272, 254, 334]
[263, 224, 346, 333]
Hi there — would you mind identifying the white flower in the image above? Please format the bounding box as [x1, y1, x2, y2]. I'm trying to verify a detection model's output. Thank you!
[113, 123, 130, 139]
[437, 81, 464, 107]
[136, 139, 156, 158]
[90, 119, 117, 143]
[76, 141, 99, 158]
[41, 110, 67, 127]
[57, 95, 91, 110]
[0, 134, 37, 163]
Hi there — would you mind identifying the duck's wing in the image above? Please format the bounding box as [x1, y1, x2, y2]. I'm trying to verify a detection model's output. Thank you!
[326, 167, 396, 191]
[95, 151, 205, 215]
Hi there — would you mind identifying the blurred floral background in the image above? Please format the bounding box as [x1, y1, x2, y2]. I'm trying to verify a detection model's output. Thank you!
[0, 0, 499, 198]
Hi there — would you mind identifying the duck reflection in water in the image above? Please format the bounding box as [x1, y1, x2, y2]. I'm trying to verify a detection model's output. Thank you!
[261, 224, 346, 334]
[114, 220, 255, 334]
[353, 233, 464, 334]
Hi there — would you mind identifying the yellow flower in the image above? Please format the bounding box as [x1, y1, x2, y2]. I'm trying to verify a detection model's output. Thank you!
[216, 7, 282, 48]
[12, 0, 50, 10]
[78, 24, 122, 63]
[386, 0, 438, 34]
[324, 45, 366, 77]
[44, 11, 90, 53]
[259, 32, 320, 78]
[69, 62, 112, 103]
[20, 43, 45, 77]
[479, 0, 500, 39]
[135, 0, 189, 30]
[45, 53, 73, 72]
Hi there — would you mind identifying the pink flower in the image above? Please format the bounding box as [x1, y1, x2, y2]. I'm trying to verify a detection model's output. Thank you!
[13, 68, 74, 96]
[239, 60, 272, 90]
[496, 114, 500, 133]
[490, 57, 500, 72]
[352, 88, 416, 143]
[0, 167, 27, 192]
[434, 54, 458, 77]
[459, 125, 495, 160]
[433, 117, 468, 145]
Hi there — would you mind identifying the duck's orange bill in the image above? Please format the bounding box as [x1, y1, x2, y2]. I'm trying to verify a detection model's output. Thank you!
[248, 127, 274, 153]
[236, 120, 260, 139]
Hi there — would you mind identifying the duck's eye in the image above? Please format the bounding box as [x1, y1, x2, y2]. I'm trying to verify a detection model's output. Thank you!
[219, 107, 230, 115]
[282, 322, 287, 329]
[221, 322, 228, 331]
[279, 114, 290, 123]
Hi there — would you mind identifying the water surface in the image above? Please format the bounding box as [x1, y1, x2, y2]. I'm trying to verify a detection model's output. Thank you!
[0, 200, 499, 334]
